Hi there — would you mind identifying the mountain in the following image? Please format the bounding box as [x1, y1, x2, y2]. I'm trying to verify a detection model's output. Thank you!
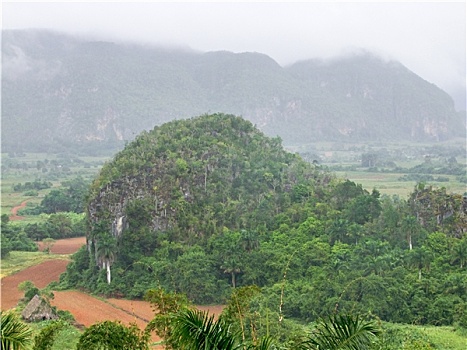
[2, 29, 465, 154]
[79, 113, 337, 301]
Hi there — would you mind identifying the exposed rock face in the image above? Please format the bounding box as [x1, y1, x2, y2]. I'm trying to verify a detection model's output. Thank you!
[2, 30, 465, 154]
[21, 294, 58, 322]
[87, 173, 171, 238]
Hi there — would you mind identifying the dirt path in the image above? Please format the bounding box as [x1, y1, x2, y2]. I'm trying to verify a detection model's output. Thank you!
[9, 200, 28, 221]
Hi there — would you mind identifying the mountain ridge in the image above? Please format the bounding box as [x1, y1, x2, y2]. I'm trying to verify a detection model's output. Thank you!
[2, 29, 465, 154]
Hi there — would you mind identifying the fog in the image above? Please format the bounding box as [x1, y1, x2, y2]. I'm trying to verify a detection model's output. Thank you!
[3, 1, 466, 109]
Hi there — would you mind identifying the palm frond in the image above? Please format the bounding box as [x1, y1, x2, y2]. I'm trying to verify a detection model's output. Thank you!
[0, 311, 33, 350]
[246, 336, 276, 350]
[170, 308, 240, 350]
[304, 314, 380, 350]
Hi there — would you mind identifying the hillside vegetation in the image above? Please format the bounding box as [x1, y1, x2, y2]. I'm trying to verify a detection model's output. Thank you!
[2, 29, 465, 154]
[61, 114, 467, 337]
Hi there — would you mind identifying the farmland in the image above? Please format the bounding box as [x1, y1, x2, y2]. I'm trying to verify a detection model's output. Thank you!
[1, 143, 465, 349]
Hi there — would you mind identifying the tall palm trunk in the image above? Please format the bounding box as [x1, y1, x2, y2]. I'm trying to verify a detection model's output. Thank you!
[106, 260, 111, 284]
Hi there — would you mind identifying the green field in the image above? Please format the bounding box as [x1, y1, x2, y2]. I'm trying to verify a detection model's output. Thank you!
[2, 144, 466, 221]
[1, 148, 466, 349]
[288, 139, 466, 198]
[333, 171, 466, 198]
[0, 251, 70, 278]
[1, 152, 109, 220]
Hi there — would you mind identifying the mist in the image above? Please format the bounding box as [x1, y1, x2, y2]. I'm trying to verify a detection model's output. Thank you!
[3, 1, 465, 110]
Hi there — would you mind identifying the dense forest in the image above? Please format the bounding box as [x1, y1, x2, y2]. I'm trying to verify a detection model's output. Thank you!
[59, 113, 467, 340]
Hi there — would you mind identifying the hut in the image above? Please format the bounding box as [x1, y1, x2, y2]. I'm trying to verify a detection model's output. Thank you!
[21, 294, 58, 322]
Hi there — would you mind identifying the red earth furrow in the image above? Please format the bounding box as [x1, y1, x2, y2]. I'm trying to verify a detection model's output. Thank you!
[1, 259, 69, 310]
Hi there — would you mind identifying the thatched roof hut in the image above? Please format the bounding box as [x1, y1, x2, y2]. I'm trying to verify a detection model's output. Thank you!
[21, 294, 58, 322]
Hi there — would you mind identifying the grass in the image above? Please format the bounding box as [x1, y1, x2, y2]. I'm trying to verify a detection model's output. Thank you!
[333, 171, 466, 198]
[28, 321, 82, 350]
[422, 325, 467, 349]
[381, 322, 467, 350]
[1, 152, 108, 219]
[0, 251, 71, 279]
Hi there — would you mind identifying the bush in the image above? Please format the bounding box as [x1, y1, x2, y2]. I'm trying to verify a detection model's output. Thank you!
[23, 190, 39, 196]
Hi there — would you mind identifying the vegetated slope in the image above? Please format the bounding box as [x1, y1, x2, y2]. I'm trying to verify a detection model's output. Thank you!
[62, 114, 466, 330]
[86, 112, 330, 253]
[64, 113, 333, 299]
[2, 29, 465, 154]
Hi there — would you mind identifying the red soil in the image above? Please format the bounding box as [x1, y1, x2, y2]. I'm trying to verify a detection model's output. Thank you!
[52, 291, 152, 329]
[107, 298, 224, 323]
[107, 298, 156, 322]
[37, 236, 86, 254]
[9, 200, 28, 221]
[1, 259, 69, 310]
[52, 291, 162, 344]
[1, 237, 85, 310]
[1, 236, 223, 348]
[197, 304, 225, 319]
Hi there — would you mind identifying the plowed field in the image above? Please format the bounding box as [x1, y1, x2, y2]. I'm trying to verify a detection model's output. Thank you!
[1, 236, 222, 348]
[1, 259, 69, 310]
[52, 291, 154, 329]
[37, 236, 86, 254]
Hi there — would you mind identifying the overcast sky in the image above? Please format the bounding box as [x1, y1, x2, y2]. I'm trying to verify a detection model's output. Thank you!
[3, 1, 466, 109]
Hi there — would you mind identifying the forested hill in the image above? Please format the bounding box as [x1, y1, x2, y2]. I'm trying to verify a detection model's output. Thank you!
[63, 114, 467, 331]
[2, 29, 465, 154]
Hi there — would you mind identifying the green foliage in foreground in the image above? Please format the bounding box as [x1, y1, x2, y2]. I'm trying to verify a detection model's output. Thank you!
[170, 309, 242, 350]
[76, 321, 149, 350]
[0, 311, 33, 350]
[1, 286, 465, 349]
[301, 314, 380, 350]
[33, 321, 67, 350]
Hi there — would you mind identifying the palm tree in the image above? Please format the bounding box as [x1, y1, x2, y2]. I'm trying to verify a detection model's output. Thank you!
[170, 309, 275, 350]
[451, 238, 467, 269]
[170, 308, 239, 350]
[0, 311, 33, 350]
[221, 256, 242, 288]
[96, 235, 117, 284]
[301, 314, 380, 350]
[408, 247, 433, 280]
[240, 230, 259, 253]
[401, 216, 420, 251]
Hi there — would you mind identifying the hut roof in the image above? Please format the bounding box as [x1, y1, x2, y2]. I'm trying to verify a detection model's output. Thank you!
[21, 294, 58, 322]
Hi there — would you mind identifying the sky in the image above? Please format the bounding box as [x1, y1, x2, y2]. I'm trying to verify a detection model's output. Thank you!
[2, 1, 466, 109]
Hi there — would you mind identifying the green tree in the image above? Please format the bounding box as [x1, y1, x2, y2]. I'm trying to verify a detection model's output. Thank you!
[76, 320, 149, 350]
[18, 280, 40, 302]
[408, 247, 433, 281]
[170, 307, 277, 350]
[169, 308, 239, 350]
[301, 314, 380, 350]
[0, 311, 33, 350]
[145, 287, 190, 349]
[33, 320, 66, 350]
[96, 235, 117, 284]
[221, 286, 262, 344]
[42, 238, 55, 254]
[173, 246, 219, 303]
[451, 237, 467, 269]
